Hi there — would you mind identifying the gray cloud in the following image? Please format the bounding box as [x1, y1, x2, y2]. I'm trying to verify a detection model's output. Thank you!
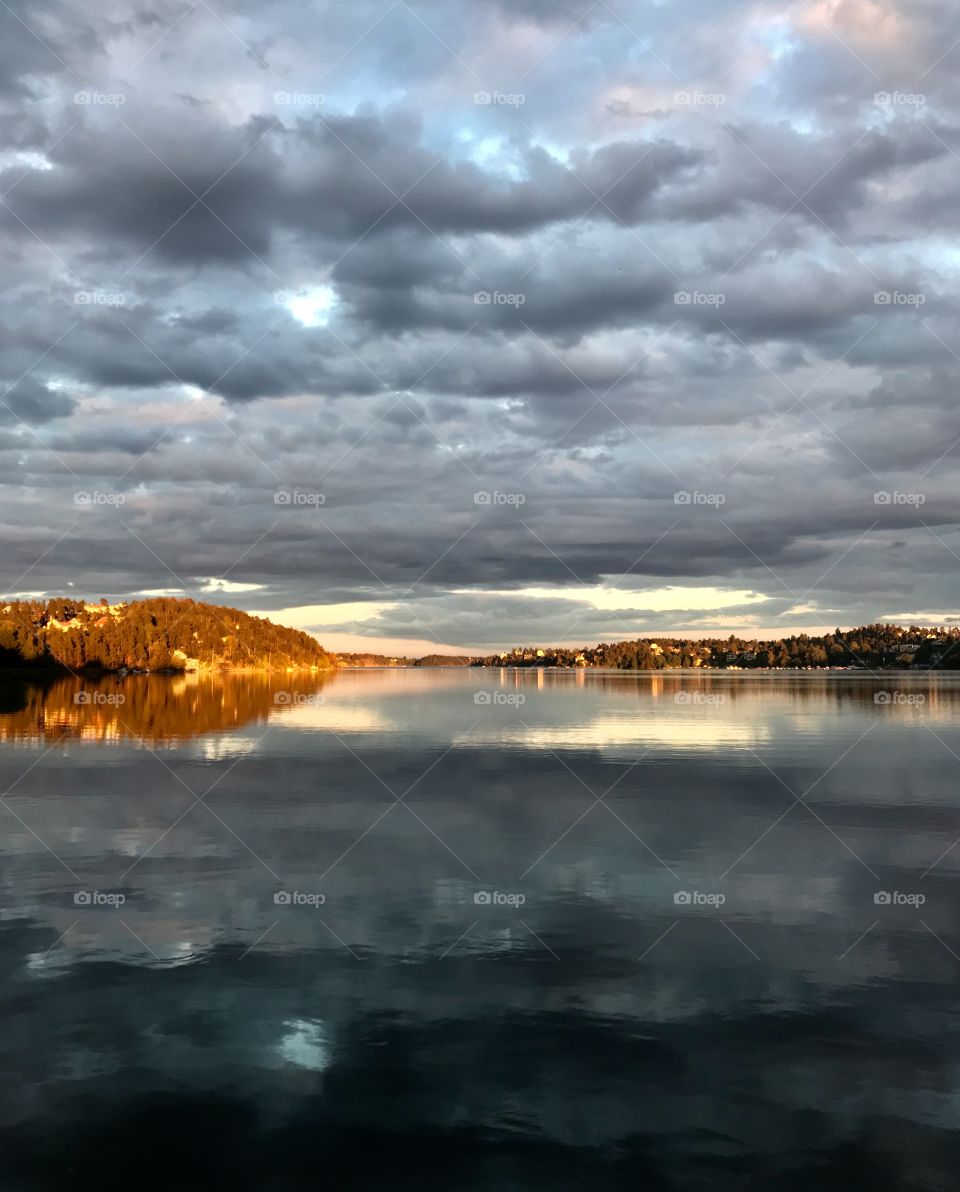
[0, 0, 958, 646]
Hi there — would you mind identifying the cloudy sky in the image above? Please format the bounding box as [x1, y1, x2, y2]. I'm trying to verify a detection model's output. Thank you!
[1, 0, 958, 653]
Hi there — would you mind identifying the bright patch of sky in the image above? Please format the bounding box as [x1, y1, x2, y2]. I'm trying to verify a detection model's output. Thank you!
[878, 611, 956, 624]
[458, 132, 524, 178]
[199, 578, 265, 594]
[457, 585, 771, 612]
[281, 284, 338, 327]
[756, 15, 801, 61]
[137, 579, 266, 596]
[0, 150, 54, 172]
[249, 601, 397, 629]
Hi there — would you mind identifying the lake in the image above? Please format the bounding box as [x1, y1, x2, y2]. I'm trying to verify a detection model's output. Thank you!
[1, 668, 958, 1189]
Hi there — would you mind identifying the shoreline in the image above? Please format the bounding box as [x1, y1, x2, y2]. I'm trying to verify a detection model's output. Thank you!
[0, 663, 337, 679]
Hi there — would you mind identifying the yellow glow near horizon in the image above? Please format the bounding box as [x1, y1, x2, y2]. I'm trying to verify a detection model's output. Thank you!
[451, 585, 771, 612]
[248, 601, 396, 629]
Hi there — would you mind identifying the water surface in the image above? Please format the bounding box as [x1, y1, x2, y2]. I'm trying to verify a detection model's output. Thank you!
[1, 669, 959, 1189]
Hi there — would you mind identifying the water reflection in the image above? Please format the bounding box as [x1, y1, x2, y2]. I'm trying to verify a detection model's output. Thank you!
[0, 671, 336, 745]
[2, 670, 960, 1188]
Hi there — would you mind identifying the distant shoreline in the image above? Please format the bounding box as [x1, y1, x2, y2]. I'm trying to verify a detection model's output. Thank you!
[2, 598, 956, 675]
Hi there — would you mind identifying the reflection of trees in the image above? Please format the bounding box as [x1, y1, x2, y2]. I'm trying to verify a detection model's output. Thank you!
[0, 672, 337, 745]
[482, 667, 959, 710]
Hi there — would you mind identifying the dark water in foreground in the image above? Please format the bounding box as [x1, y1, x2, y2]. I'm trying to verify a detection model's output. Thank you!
[1, 668, 959, 1189]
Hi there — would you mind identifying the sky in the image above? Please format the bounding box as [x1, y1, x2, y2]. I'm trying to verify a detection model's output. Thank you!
[1, 0, 959, 655]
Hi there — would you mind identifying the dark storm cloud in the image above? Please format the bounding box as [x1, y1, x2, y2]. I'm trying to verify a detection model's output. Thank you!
[659, 120, 947, 229]
[1, 116, 279, 264]
[2, 376, 75, 423]
[1, 113, 704, 266]
[5, 108, 941, 275]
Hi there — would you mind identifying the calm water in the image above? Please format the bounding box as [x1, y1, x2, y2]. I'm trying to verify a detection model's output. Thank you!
[1, 668, 959, 1189]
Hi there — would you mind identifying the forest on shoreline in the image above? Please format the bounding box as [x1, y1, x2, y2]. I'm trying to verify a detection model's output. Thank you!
[2, 598, 957, 675]
[0, 597, 334, 673]
[342, 625, 960, 671]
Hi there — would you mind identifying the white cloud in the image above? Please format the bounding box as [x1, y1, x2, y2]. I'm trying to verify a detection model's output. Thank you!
[250, 601, 397, 629]
[199, 578, 265, 594]
[455, 585, 771, 613]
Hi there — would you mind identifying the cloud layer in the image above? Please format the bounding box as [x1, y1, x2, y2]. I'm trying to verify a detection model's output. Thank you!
[1, 0, 959, 649]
